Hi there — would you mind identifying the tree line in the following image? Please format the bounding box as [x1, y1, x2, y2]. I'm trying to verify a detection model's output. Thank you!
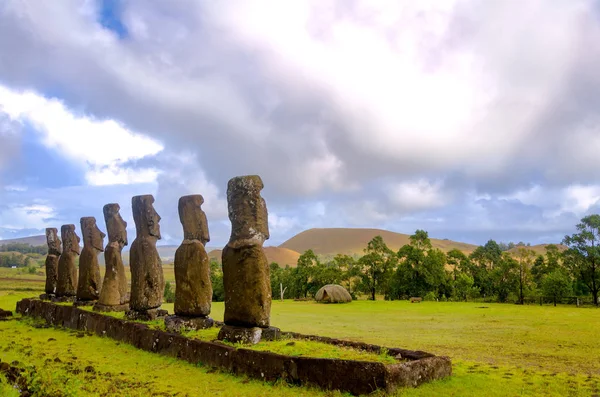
[0, 243, 47, 255]
[225, 214, 599, 306]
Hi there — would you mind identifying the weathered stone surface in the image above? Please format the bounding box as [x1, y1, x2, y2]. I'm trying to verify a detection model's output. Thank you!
[44, 227, 61, 294]
[384, 356, 453, 392]
[226, 175, 269, 249]
[174, 194, 212, 317]
[260, 326, 281, 341]
[222, 244, 271, 327]
[39, 293, 55, 301]
[164, 315, 214, 333]
[218, 324, 262, 345]
[93, 303, 129, 312]
[98, 203, 129, 308]
[56, 224, 80, 297]
[125, 308, 168, 321]
[221, 175, 272, 330]
[77, 217, 105, 301]
[129, 195, 164, 312]
[0, 308, 13, 318]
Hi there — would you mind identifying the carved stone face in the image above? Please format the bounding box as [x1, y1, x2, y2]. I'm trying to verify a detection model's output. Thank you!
[61, 224, 81, 255]
[45, 227, 62, 255]
[103, 203, 128, 247]
[227, 175, 269, 246]
[178, 194, 210, 244]
[132, 195, 161, 239]
[81, 217, 106, 252]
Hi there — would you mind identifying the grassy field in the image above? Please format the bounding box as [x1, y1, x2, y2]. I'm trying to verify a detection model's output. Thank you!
[1, 273, 599, 396]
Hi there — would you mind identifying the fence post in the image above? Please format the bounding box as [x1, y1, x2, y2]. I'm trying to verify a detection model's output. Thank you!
[577, 297, 580, 307]
[540, 297, 542, 306]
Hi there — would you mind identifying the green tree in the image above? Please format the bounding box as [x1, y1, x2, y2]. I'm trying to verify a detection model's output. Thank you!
[332, 254, 359, 294]
[289, 249, 320, 298]
[163, 281, 175, 303]
[357, 236, 396, 300]
[468, 240, 502, 297]
[491, 254, 519, 302]
[563, 215, 600, 306]
[210, 259, 225, 302]
[454, 273, 475, 301]
[541, 269, 572, 306]
[392, 230, 447, 299]
[515, 247, 536, 304]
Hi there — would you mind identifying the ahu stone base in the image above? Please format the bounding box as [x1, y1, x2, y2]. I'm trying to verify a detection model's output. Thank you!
[125, 308, 169, 321]
[39, 294, 55, 301]
[217, 324, 281, 344]
[164, 315, 214, 333]
[51, 296, 76, 303]
[73, 300, 96, 307]
[93, 303, 129, 313]
[16, 298, 452, 395]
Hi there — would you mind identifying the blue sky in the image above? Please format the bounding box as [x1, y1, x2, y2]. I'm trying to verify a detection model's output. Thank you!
[1, 0, 600, 248]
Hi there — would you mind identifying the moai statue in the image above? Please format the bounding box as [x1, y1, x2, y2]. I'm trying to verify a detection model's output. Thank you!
[165, 195, 213, 332]
[95, 204, 129, 312]
[127, 195, 166, 320]
[41, 228, 61, 300]
[217, 175, 279, 344]
[55, 224, 81, 301]
[75, 217, 105, 305]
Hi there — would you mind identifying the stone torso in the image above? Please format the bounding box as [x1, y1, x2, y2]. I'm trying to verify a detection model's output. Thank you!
[129, 236, 164, 311]
[56, 251, 78, 297]
[99, 243, 128, 306]
[174, 240, 212, 317]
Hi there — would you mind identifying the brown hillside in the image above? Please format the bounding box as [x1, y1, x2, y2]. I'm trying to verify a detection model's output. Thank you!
[208, 246, 301, 267]
[507, 244, 567, 256]
[279, 228, 478, 256]
[0, 235, 46, 246]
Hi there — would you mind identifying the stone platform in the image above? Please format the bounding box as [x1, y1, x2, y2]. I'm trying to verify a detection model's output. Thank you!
[15, 299, 452, 395]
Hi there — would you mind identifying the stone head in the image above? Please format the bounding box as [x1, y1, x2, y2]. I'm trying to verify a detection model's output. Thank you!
[103, 203, 128, 247]
[60, 224, 81, 255]
[178, 194, 210, 245]
[80, 217, 106, 252]
[132, 194, 161, 239]
[227, 175, 269, 246]
[45, 227, 62, 255]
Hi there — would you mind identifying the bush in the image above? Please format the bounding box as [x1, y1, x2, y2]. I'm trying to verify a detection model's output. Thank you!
[164, 281, 175, 303]
[424, 291, 437, 301]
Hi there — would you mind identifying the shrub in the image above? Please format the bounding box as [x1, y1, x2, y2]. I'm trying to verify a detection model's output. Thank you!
[164, 281, 175, 303]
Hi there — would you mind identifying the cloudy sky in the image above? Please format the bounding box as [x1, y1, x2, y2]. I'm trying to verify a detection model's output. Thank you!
[1, 0, 600, 248]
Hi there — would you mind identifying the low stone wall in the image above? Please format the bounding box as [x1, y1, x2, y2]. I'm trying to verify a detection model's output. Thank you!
[16, 299, 451, 395]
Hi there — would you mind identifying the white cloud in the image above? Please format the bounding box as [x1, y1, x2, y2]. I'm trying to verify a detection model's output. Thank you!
[0, 202, 55, 229]
[0, 85, 163, 185]
[1, 1, 600, 246]
[388, 179, 447, 212]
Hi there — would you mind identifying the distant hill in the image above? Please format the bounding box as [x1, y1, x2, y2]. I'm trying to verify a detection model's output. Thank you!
[208, 247, 301, 267]
[507, 244, 567, 256]
[0, 235, 46, 247]
[279, 228, 479, 257]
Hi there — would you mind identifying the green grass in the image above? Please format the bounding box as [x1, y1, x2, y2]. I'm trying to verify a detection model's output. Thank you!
[2, 273, 600, 396]
[75, 306, 397, 364]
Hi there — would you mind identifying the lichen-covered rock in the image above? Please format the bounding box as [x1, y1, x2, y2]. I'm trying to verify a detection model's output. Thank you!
[77, 217, 105, 301]
[221, 175, 272, 329]
[44, 227, 61, 294]
[129, 195, 164, 312]
[174, 195, 212, 317]
[226, 175, 269, 249]
[97, 204, 129, 308]
[56, 224, 81, 297]
[222, 244, 271, 327]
